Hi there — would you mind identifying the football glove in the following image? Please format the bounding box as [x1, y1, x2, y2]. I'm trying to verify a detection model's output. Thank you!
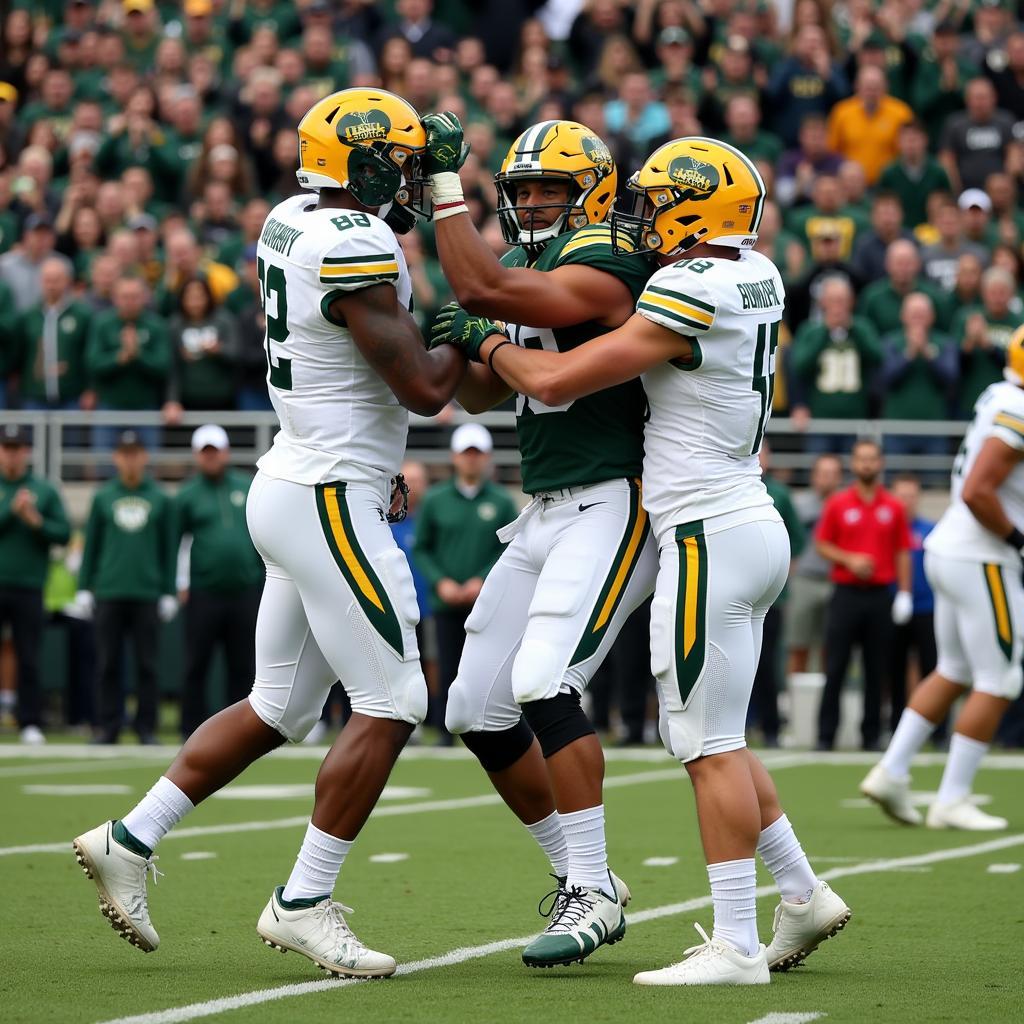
[430, 302, 508, 362]
[421, 111, 470, 175]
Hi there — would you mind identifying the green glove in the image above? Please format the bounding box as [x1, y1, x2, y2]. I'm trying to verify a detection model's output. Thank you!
[430, 302, 507, 362]
[421, 111, 470, 175]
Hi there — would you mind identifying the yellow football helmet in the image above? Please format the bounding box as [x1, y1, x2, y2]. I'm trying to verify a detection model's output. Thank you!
[295, 88, 429, 219]
[1005, 323, 1024, 385]
[611, 137, 766, 257]
[495, 120, 617, 251]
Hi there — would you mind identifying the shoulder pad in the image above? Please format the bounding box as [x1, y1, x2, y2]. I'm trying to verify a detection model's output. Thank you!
[316, 214, 399, 291]
[636, 263, 717, 336]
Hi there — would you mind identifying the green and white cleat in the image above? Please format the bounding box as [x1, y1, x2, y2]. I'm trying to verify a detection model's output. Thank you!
[523, 873, 626, 968]
[257, 886, 396, 979]
[633, 923, 769, 986]
[72, 820, 161, 952]
[766, 881, 852, 971]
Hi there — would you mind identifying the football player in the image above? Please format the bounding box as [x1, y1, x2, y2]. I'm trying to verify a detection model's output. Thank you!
[435, 138, 851, 985]
[861, 327, 1024, 831]
[72, 89, 467, 978]
[422, 115, 659, 967]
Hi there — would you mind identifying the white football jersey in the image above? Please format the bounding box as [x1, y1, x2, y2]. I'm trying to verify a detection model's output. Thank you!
[925, 381, 1024, 566]
[254, 194, 412, 485]
[636, 249, 782, 539]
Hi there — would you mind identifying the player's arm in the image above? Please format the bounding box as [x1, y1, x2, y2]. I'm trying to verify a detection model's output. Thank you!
[960, 435, 1024, 545]
[455, 364, 514, 414]
[478, 313, 692, 407]
[434, 215, 635, 328]
[330, 284, 466, 416]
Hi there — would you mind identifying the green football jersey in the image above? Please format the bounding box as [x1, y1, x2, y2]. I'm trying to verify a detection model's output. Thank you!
[500, 224, 654, 494]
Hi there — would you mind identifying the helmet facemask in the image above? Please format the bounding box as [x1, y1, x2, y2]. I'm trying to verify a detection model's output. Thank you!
[495, 171, 590, 255]
[610, 177, 708, 257]
[344, 141, 431, 220]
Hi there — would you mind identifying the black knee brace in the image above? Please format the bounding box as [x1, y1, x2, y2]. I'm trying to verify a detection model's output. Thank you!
[521, 691, 596, 759]
[459, 718, 535, 773]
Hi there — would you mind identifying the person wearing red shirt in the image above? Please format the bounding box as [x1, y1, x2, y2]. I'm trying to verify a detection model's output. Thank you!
[814, 439, 913, 750]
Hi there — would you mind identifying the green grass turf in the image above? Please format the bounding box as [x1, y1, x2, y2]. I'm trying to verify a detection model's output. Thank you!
[2, 747, 1023, 1024]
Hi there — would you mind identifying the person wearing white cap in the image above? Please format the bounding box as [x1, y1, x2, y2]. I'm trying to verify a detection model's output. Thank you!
[412, 424, 516, 745]
[174, 426, 264, 739]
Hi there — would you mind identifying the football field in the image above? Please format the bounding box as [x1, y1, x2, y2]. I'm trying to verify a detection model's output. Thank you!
[2, 743, 1022, 1024]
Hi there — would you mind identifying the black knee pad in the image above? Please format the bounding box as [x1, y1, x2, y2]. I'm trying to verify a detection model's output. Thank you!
[459, 719, 535, 773]
[521, 691, 596, 759]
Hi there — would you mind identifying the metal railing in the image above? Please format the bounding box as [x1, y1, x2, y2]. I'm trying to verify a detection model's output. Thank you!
[0, 409, 968, 485]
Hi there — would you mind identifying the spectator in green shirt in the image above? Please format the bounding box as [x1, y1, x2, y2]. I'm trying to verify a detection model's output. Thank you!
[791, 276, 883, 452]
[75, 431, 178, 744]
[879, 292, 958, 473]
[16, 256, 92, 410]
[413, 424, 516, 745]
[86, 275, 170, 453]
[0, 425, 70, 743]
[876, 120, 952, 231]
[175, 425, 263, 738]
[857, 239, 950, 336]
[953, 266, 1021, 414]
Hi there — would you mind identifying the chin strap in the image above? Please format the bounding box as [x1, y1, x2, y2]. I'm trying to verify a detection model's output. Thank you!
[431, 171, 468, 221]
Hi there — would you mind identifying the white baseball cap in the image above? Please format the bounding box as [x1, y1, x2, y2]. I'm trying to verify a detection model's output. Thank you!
[958, 188, 992, 212]
[191, 424, 230, 451]
[450, 423, 493, 454]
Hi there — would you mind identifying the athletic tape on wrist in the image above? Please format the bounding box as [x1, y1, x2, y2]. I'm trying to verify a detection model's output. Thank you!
[431, 171, 465, 219]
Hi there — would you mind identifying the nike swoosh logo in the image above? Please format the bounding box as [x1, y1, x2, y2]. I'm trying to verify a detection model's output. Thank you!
[578, 502, 606, 512]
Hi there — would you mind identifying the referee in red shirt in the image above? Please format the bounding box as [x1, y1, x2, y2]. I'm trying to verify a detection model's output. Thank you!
[814, 439, 913, 750]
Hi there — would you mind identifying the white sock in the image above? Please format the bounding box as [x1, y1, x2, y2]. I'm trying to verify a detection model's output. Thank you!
[757, 813, 818, 904]
[560, 805, 610, 892]
[121, 776, 195, 851]
[707, 858, 759, 957]
[936, 733, 989, 806]
[880, 708, 934, 778]
[525, 811, 569, 879]
[282, 822, 352, 902]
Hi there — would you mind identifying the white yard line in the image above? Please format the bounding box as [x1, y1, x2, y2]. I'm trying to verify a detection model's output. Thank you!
[92, 834, 1024, 1024]
[0, 769, 683, 857]
[4, 743, 1024, 770]
[746, 1014, 825, 1024]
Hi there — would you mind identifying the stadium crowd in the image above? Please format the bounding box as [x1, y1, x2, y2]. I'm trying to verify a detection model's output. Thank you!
[4, 0, 1024, 747]
[4, 0, 1024, 425]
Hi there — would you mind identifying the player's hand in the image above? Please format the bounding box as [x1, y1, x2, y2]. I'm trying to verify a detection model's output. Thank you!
[430, 303, 507, 362]
[421, 111, 470, 175]
[892, 590, 913, 625]
[846, 552, 875, 580]
[67, 590, 95, 621]
[158, 595, 179, 623]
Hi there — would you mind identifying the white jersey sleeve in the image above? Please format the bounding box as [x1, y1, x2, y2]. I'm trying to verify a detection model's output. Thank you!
[926, 381, 1024, 566]
[254, 196, 412, 486]
[316, 216, 402, 295]
[637, 251, 784, 540]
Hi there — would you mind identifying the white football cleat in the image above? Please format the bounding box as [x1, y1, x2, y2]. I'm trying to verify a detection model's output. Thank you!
[633, 923, 769, 986]
[20, 724, 45, 745]
[523, 876, 626, 967]
[766, 881, 852, 971]
[257, 886, 396, 978]
[72, 821, 161, 952]
[860, 763, 922, 826]
[926, 798, 1008, 831]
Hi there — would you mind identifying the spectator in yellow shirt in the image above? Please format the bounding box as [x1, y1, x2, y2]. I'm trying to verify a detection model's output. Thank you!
[827, 65, 913, 184]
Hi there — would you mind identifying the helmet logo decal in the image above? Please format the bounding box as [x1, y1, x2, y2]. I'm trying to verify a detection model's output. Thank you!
[338, 109, 392, 144]
[667, 156, 720, 202]
[581, 135, 614, 177]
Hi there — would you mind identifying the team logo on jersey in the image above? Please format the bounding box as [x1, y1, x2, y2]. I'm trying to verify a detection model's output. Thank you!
[875, 506, 893, 524]
[61, 316, 76, 333]
[231, 490, 245, 507]
[667, 156, 719, 202]
[113, 496, 151, 533]
[478, 502, 498, 522]
[337, 109, 391, 145]
[581, 135, 614, 178]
